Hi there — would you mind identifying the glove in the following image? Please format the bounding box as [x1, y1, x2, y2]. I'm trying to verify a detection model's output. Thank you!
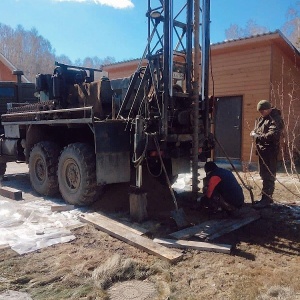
[250, 131, 259, 139]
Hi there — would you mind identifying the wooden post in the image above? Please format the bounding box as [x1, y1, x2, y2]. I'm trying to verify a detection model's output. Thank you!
[129, 190, 148, 223]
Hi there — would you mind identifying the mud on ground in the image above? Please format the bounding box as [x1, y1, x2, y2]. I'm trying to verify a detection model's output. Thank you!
[0, 165, 300, 300]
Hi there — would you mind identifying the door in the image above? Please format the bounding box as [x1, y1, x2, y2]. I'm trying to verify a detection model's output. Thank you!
[214, 96, 242, 162]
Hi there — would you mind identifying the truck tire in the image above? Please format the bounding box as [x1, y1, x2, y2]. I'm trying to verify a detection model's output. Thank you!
[57, 143, 101, 206]
[29, 141, 60, 196]
[0, 163, 7, 179]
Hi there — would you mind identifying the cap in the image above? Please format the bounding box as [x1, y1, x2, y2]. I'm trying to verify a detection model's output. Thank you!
[257, 100, 271, 111]
[204, 161, 217, 173]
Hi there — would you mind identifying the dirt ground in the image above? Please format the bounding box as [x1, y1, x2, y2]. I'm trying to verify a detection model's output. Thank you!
[0, 163, 300, 300]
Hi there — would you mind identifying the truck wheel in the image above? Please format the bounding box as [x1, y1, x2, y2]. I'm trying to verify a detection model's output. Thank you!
[0, 163, 7, 179]
[29, 141, 60, 196]
[58, 143, 101, 206]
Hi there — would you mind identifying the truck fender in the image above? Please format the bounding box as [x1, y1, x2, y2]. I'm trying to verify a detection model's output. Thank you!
[25, 125, 47, 163]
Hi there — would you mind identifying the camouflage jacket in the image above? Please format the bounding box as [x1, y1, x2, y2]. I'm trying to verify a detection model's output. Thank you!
[255, 108, 284, 154]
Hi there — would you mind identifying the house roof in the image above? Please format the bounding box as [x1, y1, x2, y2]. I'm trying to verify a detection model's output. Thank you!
[103, 30, 300, 68]
[0, 52, 30, 83]
[211, 30, 300, 58]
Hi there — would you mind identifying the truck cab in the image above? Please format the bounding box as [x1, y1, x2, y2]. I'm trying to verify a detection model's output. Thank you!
[0, 70, 36, 131]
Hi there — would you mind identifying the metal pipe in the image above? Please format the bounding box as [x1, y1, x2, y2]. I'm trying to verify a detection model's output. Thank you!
[201, 0, 210, 137]
[192, 0, 200, 195]
[169, 0, 174, 97]
[186, 0, 193, 94]
[134, 115, 144, 187]
[147, 0, 151, 58]
[162, 0, 170, 137]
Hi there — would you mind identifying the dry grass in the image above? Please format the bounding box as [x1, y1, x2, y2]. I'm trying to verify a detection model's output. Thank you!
[257, 286, 299, 300]
[92, 254, 153, 290]
[91, 254, 173, 299]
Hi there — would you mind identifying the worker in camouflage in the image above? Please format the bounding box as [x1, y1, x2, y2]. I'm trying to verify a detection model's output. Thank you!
[250, 100, 284, 208]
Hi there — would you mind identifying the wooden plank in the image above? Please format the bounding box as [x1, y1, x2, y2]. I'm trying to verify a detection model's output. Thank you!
[204, 213, 260, 241]
[169, 218, 229, 240]
[0, 186, 22, 200]
[0, 244, 10, 251]
[88, 212, 149, 236]
[66, 223, 87, 231]
[153, 238, 232, 254]
[170, 208, 260, 241]
[79, 213, 182, 263]
[51, 205, 75, 212]
[129, 192, 148, 222]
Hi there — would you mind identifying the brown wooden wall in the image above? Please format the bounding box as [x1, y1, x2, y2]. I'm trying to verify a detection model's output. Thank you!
[103, 60, 140, 79]
[0, 61, 15, 81]
[270, 44, 300, 161]
[210, 44, 272, 163]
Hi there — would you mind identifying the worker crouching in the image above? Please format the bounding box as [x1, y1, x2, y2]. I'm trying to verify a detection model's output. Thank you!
[199, 161, 245, 217]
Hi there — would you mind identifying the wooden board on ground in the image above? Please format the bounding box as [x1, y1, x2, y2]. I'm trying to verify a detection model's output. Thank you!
[51, 205, 75, 212]
[153, 238, 232, 254]
[87, 212, 149, 236]
[169, 207, 260, 241]
[203, 212, 260, 241]
[66, 223, 87, 231]
[79, 213, 183, 264]
[0, 244, 10, 251]
[0, 186, 22, 200]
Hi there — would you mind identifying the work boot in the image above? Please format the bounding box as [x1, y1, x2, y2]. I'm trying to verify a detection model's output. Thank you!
[253, 194, 273, 209]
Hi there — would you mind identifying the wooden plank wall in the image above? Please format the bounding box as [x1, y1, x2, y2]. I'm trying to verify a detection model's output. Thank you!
[210, 45, 272, 163]
[0, 60, 15, 81]
[270, 44, 300, 161]
[103, 60, 140, 80]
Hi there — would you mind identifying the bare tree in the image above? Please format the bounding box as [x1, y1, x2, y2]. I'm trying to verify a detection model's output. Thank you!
[55, 54, 73, 65]
[0, 24, 56, 81]
[0, 22, 116, 82]
[78, 56, 115, 69]
[225, 3, 300, 50]
[100, 56, 116, 67]
[225, 19, 268, 40]
[281, 5, 300, 49]
[225, 24, 244, 40]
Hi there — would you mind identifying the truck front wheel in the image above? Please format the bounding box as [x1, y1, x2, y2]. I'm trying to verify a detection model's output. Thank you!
[57, 143, 101, 206]
[29, 141, 60, 196]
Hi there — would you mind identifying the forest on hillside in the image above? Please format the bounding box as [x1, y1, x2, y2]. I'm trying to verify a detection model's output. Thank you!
[0, 24, 115, 82]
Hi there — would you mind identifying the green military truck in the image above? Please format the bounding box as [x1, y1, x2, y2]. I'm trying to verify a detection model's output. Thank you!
[0, 1, 213, 217]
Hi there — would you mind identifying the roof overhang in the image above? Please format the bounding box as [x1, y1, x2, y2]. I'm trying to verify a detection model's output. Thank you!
[0, 52, 30, 83]
[211, 30, 300, 65]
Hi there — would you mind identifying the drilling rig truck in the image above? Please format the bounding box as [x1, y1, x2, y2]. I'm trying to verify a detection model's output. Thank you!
[0, 0, 213, 215]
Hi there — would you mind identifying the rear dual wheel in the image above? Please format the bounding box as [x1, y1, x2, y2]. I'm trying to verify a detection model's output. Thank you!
[29, 141, 60, 196]
[57, 143, 103, 206]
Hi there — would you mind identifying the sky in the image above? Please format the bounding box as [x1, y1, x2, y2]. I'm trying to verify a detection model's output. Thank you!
[0, 0, 298, 63]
